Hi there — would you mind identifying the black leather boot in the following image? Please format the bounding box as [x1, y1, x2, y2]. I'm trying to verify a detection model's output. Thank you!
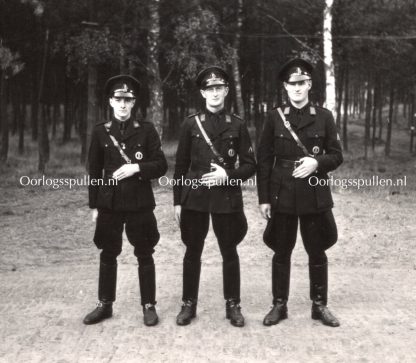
[223, 259, 244, 327]
[83, 262, 117, 325]
[263, 261, 290, 326]
[309, 262, 340, 327]
[139, 264, 159, 326]
[226, 299, 245, 327]
[176, 299, 197, 326]
[176, 259, 200, 326]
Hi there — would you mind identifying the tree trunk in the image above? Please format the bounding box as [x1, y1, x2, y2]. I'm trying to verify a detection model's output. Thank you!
[11, 78, 19, 136]
[371, 77, 379, 149]
[385, 86, 394, 157]
[38, 29, 50, 173]
[84, 65, 98, 165]
[52, 100, 59, 139]
[18, 81, 25, 155]
[342, 65, 349, 151]
[231, 0, 245, 119]
[147, 0, 163, 138]
[364, 81, 372, 160]
[323, 0, 336, 118]
[377, 82, 383, 140]
[335, 65, 344, 129]
[63, 76, 72, 142]
[0, 72, 8, 162]
[410, 85, 415, 153]
[31, 73, 38, 141]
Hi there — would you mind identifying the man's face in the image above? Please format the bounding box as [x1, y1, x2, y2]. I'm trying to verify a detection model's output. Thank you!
[200, 85, 229, 109]
[284, 80, 312, 105]
[109, 97, 135, 121]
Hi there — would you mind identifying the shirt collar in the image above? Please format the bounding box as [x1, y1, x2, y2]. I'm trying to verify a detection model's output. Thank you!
[290, 102, 310, 114]
[111, 115, 131, 128]
[205, 108, 226, 117]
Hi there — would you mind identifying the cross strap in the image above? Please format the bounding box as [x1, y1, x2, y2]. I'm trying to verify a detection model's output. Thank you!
[194, 114, 225, 166]
[276, 107, 312, 157]
[104, 123, 132, 164]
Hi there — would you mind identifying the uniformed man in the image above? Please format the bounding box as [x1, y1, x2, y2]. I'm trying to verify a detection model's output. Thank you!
[173, 66, 256, 327]
[257, 58, 343, 327]
[83, 75, 167, 326]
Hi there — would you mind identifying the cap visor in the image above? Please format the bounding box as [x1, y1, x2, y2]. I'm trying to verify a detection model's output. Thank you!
[113, 91, 135, 98]
[286, 75, 311, 83]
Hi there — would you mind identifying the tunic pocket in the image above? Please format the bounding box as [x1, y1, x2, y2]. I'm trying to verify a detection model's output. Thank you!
[306, 130, 325, 155]
[222, 131, 239, 165]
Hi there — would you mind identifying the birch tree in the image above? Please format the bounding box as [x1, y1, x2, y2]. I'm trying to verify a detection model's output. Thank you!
[147, 0, 163, 137]
[323, 0, 336, 119]
[231, 0, 245, 118]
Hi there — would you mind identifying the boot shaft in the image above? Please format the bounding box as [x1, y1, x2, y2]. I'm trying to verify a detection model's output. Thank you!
[138, 264, 156, 306]
[182, 259, 201, 302]
[223, 259, 241, 302]
[272, 261, 291, 303]
[98, 262, 117, 302]
[309, 262, 328, 305]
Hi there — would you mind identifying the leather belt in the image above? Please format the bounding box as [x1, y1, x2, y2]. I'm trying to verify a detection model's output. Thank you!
[275, 159, 302, 169]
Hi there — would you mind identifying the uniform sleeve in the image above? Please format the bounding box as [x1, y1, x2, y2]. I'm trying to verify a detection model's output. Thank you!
[256, 113, 275, 204]
[226, 122, 256, 182]
[173, 119, 192, 205]
[88, 127, 104, 209]
[138, 124, 168, 180]
[315, 112, 343, 173]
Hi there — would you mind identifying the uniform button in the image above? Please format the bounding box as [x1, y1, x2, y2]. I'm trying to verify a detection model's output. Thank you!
[137, 144, 141, 147]
[280, 134, 284, 137]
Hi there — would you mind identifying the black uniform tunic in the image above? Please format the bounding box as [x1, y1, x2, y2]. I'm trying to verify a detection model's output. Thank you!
[88, 116, 167, 256]
[257, 104, 343, 253]
[257, 104, 343, 215]
[173, 110, 256, 213]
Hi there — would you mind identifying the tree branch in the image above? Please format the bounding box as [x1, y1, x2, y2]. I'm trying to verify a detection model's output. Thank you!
[265, 14, 323, 61]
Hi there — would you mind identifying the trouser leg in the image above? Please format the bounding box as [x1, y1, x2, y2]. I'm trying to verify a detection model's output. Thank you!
[138, 261, 159, 326]
[263, 213, 298, 326]
[126, 211, 160, 326]
[300, 214, 340, 327]
[212, 212, 247, 327]
[83, 260, 118, 325]
[176, 209, 209, 326]
[180, 209, 209, 302]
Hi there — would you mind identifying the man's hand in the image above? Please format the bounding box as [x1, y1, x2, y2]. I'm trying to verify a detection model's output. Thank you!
[292, 157, 318, 179]
[259, 203, 271, 219]
[174, 205, 181, 226]
[112, 163, 140, 181]
[92, 209, 98, 222]
[200, 163, 228, 187]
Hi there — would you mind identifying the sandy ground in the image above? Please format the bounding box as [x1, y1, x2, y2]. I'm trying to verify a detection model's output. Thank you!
[1, 180, 415, 363]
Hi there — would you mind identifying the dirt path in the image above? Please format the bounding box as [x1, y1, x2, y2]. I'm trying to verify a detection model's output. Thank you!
[1, 185, 415, 362]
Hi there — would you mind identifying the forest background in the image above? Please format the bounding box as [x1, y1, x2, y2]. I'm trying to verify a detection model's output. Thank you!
[1, 0, 416, 170]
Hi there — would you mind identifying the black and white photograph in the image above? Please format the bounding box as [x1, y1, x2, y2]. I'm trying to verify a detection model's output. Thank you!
[0, 0, 415, 362]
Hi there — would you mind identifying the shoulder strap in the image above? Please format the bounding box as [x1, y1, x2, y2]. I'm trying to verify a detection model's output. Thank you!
[194, 114, 225, 165]
[103, 124, 132, 164]
[276, 108, 312, 157]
